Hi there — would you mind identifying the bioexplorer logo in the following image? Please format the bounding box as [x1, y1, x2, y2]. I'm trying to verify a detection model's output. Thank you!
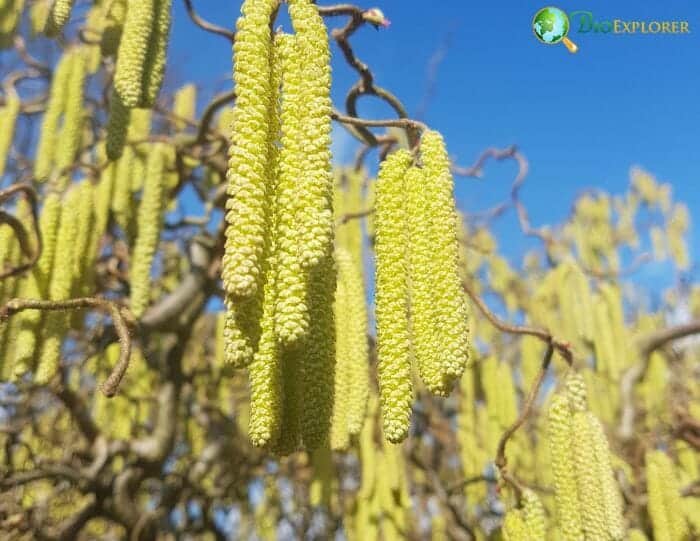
[532, 6, 691, 53]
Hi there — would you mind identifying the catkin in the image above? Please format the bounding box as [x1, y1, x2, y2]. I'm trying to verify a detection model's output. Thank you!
[0, 91, 20, 177]
[35, 189, 81, 384]
[130, 143, 165, 317]
[572, 410, 608, 539]
[502, 510, 528, 541]
[35, 53, 73, 181]
[114, 0, 155, 108]
[418, 130, 471, 384]
[173, 84, 196, 131]
[0, 0, 25, 48]
[374, 149, 414, 443]
[521, 489, 546, 539]
[55, 48, 87, 172]
[45, 0, 74, 36]
[140, 0, 173, 107]
[547, 393, 584, 540]
[587, 411, 626, 539]
[645, 450, 689, 541]
[273, 32, 309, 344]
[71, 181, 95, 292]
[331, 247, 369, 450]
[288, 0, 334, 269]
[106, 92, 131, 160]
[222, 0, 278, 298]
[300, 253, 336, 450]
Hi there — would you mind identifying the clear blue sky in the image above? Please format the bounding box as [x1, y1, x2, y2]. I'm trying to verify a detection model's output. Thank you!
[169, 1, 699, 278]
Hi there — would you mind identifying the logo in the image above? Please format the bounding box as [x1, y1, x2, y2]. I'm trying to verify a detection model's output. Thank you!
[533, 7, 691, 53]
[532, 7, 578, 53]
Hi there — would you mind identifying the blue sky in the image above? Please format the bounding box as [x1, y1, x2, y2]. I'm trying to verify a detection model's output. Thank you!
[168, 1, 699, 280]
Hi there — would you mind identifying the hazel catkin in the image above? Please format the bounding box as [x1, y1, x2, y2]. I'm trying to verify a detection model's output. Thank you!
[374, 149, 414, 443]
[140, 0, 173, 108]
[45, 0, 74, 37]
[222, 0, 278, 298]
[0, 91, 20, 178]
[130, 143, 166, 317]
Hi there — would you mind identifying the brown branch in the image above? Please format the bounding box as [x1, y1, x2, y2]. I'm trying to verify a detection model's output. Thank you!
[463, 282, 572, 364]
[331, 110, 426, 134]
[495, 343, 554, 495]
[0, 184, 42, 280]
[182, 0, 235, 42]
[0, 298, 134, 397]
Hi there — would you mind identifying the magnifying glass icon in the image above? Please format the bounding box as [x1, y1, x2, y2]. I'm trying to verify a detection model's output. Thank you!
[533, 6, 579, 53]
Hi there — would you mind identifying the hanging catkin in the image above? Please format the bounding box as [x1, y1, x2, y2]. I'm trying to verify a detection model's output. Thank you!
[521, 489, 546, 539]
[55, 48, 87, 172]
[287, 0, 334, 269]
[547, 393, 584, 540]
[45, 0, 74, 36]
[418, 130, 471, 385]
[0, 0, 25, 48]
[273, 32, 309, 344]
[300, 253, 336, 450]
[645, 450, 689, 541]
[374, 149, 414, 443]
[331, 247, 369, 450]
[173, 83, 196, 131]
[130, 143, 165, 317]
[35, 188, 81, 384]
[35, 52, 73, 181]
[501, 510, 527, 541]
[0, 91, 20, 177]
[140, 0, 173, 107]
[113, 0, 155, 108]
[222, 0, 278, 298]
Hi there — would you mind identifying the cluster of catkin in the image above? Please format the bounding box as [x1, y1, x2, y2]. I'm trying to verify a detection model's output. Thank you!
[501, 489, 547, 541]
[374, 133, 471, 443]
[547, 373, 626, 540]
[220, 0, 335, 452]
[107, 0, 172, 160]
[645, 449, 690, 541]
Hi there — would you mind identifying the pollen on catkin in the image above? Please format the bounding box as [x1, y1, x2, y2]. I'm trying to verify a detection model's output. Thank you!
[114, 0, 154, 108]
[130, 143, 165, 318]
[0, 91, 20, 177]
[272, 32, 309, 344]
[502, 510, 527, 541]
[140, 0, 173, 107]
[287, 0, 334, 269]
[547, 393, 584, 540]
[222, 0, 278, 298]
[417, 130, 471, 384]
[521, 489, 546, 539]
[45, 0, 74, 37]
[35, 52, 73, 181]
[374, 149, 414, 443]
[645, 450, 689, 541]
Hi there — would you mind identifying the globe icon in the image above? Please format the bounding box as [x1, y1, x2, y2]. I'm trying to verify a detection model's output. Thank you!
[532, 6, 578, 52]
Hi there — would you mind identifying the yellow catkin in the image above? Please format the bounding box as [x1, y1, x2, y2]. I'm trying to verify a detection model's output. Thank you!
[628, 529, 648, 541]
[330, 247, 369, 450]
[45, 0, 74, 36]
[70, 180, 95, 295]
[114, 0, 155, 108]
[300, 253, 336, 450]
[521, 489, 546, 539]
[247, 267, 282, 448]
[287, 0, 334, 269]
[35, 53, 73, 181]
[105, 92, 131, 160]
[55, 48, 87, 172]
[273, 32, 309, 344]
[222, 0, 278, 298]
[0, 0, 25, 48]
[35, 189, 81, 384]
[587, 411, 626, 539]
[418, 130, 471, 384]
[374, 149, 414, 443]
[565, 372, 588, 413]
[130, 143, 165, 317]
[547, 393, 584, 540]
[0, 92, 20, 177]
[100, 0, 127, 56]
[572, 410, 608, 539]
[128, 109, 152, 192]
[112, 144, 135, 235]
[645, 450, 689, 541]
[173, 83, 196, 130]
[140, 0, 173, 107]
[502, 509, 528, 541]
